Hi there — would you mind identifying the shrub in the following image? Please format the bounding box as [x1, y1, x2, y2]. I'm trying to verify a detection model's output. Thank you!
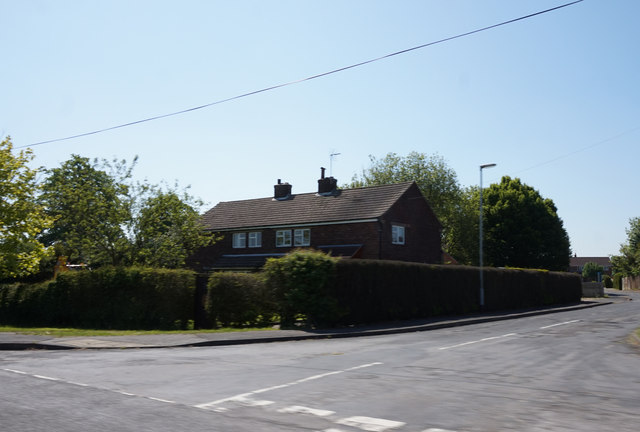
[602, 274, 613, 288]
[613, 273, 624, 290]
[205, 272, 275, 327]
[582, 262, 604, 281]
[263, 249, 342, 327]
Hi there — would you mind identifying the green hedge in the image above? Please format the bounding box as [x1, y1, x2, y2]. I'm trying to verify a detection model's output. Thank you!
[205, 272, 275, 327]
[0, 267, 196, 329]
[263, 249, 344, 327]
[331, 260, 582, 325]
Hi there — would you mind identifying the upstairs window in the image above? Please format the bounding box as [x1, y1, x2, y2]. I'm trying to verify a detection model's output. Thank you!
[248, 232, 262, 248]
[294, 228, 311, 246]
[232, 232, 246, 248]
[276, 230, 292, 247]
[392, 225, 405, 245]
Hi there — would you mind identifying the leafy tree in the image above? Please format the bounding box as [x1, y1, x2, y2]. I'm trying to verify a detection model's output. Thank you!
[482, 176, 571, 271]
[0, 137, 53, 279]
[39, 155, 134, 267]
[133, 188, 216, 268]
[348, 152, 475, 263]
[611, 217, 640, 276]
[581, 261, 603, 281]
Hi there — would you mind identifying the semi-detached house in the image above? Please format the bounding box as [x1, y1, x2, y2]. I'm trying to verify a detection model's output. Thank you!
[191, 170, 442, 271]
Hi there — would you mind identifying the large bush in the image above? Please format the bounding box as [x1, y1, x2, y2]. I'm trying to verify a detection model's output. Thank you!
[263, 249, 343, 327]
[205, 272, 275, 327]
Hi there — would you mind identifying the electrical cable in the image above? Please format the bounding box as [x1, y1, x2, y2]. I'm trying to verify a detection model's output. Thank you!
[516, 125, 640, 174]
[18, 0, 584, 149]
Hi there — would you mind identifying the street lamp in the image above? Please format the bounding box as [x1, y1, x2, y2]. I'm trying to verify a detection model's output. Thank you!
[479, 163, 496, 310]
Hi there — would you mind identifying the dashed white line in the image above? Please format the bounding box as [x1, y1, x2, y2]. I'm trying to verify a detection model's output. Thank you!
[421, 429, 458, 432]
[438, 333, 517, 350]
[278, 405, 335, 417]
[539, 319, 580, 329]
[33, 374, 60, 381]
[336, 415, 405, 432]
[146, 396, 176, 404]
[195, 362, 383, 410]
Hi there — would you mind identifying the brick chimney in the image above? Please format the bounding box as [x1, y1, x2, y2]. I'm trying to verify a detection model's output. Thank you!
[317, 167, 338, 196]
[273, 179, 292, 200]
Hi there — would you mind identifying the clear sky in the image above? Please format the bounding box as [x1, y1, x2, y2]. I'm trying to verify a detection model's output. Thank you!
[3, 0, 638, 258]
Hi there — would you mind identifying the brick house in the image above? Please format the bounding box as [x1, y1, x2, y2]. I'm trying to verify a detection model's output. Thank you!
[191, 170, 442, 271]
[569, 256, 613, 276]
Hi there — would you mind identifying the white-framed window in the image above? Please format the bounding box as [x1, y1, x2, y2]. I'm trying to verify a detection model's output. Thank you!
[232, 232, 246, 248]
[294, 228, 311, 246]
[248, 231, 262, 248]
[276, 230, 292, 247]
[392, 225, 405, 245]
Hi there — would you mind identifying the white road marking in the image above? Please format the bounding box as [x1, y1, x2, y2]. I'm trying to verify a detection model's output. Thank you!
[421, 429, 458, 432]
[2, 368, 27, 375]
[33, 374, 60, 381]
[232, 396, 275, 407]
[278, 405, 335, 417]
[146, 396, 176, 404]
[195, 362, 383, 409]
[539, 319, 580, 329]
[336, 416, 405, 432]
[438, 333, 517, 350]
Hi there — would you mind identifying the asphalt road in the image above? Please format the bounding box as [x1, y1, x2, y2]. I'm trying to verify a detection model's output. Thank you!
[1, 292, 639, 432]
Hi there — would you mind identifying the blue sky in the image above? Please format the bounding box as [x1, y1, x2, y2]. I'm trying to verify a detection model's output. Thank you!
[3, 0, 638, 258]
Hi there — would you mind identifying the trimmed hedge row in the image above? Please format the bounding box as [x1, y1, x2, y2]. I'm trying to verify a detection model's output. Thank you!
[1, 255, 583, 330]
[330, 260, 581, 325]
[0, 267, 196, 329]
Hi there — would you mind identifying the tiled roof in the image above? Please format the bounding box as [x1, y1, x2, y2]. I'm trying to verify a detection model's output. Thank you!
[569, 256, 612, 267]
[201, 182, 418, 231]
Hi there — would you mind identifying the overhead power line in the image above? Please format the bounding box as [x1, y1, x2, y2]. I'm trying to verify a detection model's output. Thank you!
[20, 0, 584, 149]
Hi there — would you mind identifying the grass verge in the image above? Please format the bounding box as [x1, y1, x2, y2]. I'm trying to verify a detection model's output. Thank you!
[0, 326, 275, 338]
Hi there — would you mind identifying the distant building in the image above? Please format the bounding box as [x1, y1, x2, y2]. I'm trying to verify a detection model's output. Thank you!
[569, 256, 612, 276]
[191, 169, 443, 271]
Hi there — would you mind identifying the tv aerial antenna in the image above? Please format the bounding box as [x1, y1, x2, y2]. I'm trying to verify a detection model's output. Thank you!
[329, 151, 341, 177]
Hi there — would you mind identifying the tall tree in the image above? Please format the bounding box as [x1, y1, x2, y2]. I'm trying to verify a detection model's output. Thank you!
[133, 188, 216, 268]
[482, 176, 571, 271]
[0, 137, 52, 279]
[39, 155, 134, 267]
[348, 152, 475, 263]
[611, 217, 640, 276]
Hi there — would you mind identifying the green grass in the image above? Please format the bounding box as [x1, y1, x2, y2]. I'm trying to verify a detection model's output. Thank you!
[0, 326, 276, 338]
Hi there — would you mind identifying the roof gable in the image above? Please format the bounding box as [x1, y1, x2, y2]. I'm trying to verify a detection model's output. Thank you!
[202, 182, 420, 230]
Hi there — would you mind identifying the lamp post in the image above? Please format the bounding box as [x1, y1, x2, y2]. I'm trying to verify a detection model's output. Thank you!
[479, 163, 496, 310]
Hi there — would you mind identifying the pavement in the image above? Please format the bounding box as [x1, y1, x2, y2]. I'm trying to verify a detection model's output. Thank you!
[0, 291, 631, 351]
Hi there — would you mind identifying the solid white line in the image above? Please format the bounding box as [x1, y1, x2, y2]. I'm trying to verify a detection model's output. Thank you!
[539, 319, 580, 329]
[336, 415, 405, 432]
[438, 333, 517, 351]
[195, 362, 383, 409]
